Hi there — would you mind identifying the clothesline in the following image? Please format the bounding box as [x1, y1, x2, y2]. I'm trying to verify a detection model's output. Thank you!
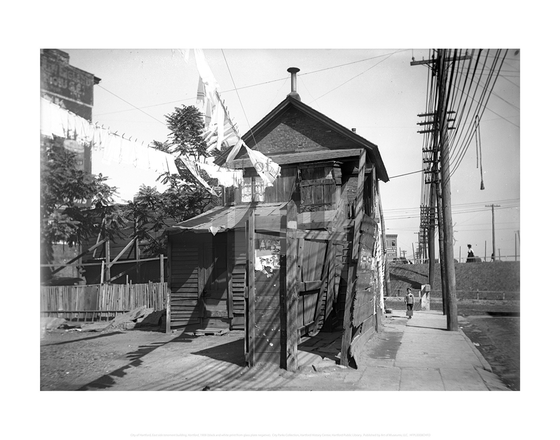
[40, 97, 244, 200]
[40, 97, 179, 175]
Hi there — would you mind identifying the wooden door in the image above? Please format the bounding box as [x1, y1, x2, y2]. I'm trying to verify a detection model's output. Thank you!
[245, 211, 285, 366]
[296, 237, 335, 337]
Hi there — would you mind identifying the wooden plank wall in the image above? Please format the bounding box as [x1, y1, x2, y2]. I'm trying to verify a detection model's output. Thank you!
[40, 282, 167, 320]
[168, 234, 204, 328]
[341, 150, 366, 367]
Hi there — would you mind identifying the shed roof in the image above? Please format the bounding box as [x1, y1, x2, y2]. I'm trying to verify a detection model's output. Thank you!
[167, 202, 287, 235]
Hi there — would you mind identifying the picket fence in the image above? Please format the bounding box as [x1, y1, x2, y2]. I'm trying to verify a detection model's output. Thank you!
[40, 282, 168, 321]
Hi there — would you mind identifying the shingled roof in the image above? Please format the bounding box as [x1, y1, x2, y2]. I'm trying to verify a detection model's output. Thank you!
[214, 96, 389, 182]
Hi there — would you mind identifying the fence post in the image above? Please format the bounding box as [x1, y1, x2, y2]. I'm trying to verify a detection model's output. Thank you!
[165, 286, 171, 334]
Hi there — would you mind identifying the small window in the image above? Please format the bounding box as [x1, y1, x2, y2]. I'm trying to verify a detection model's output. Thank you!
[241, 176, 265, 202]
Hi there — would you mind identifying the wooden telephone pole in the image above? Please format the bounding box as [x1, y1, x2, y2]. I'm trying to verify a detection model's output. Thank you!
[412, 49, 467, 330]
[437, 49, 458, 330]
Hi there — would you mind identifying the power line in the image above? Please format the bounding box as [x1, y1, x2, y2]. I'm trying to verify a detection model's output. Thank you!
[309, 53, 395, 104]
[389, 169, 424, 179]
[97, 85, 168, 126]
[96, 50, 408, 117]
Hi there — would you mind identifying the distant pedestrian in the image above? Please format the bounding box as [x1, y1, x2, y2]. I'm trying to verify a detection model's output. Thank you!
[466, 244, 475, 263]
[405, 288, 414, 319]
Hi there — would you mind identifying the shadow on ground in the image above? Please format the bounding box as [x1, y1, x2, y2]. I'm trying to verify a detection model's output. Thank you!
[192, 338, 246, 366]
[77, 329, 199, 390]
[40, 331, 124, 347]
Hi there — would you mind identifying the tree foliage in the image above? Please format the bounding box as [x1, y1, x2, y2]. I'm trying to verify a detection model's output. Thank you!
[125, 105, 221, 257]
[162, 105, 209, 159]
[40, 136, 125, 268]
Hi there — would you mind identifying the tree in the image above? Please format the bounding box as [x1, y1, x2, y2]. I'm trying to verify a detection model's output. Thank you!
[40, 136, 125, 278]
[125, 182, 217, 256]
[162, 104, 209, 160]
[125, 105, 221, 257]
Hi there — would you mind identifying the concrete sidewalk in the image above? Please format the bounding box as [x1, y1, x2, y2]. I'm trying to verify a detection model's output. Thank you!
[80, 310, 510, 391]
[277, 309, 510, 391]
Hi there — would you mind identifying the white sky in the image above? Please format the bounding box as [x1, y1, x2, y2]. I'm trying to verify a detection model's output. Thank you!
[61, 47, 519, 261]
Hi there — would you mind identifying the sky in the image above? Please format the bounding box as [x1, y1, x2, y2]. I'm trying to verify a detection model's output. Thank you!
[60, 47, 520, 262]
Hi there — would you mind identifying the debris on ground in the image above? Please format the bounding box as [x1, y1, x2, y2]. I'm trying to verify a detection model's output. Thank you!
[195, 328, 229, 336]
[102, 306, 155, 332]
[135, 310, 165, 328]
[41, 317, 67, 331]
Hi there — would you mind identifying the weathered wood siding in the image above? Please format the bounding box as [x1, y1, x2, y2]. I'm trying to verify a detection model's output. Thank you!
[168, 234, 204, 328]
[168, 230, 247, 330]
[229, 229, 246, 330]
[40, 282, 167, 320]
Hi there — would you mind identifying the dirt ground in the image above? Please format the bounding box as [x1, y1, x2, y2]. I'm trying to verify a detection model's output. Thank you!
[460, 315, 520, 390]
[40, 310, 520, 391]
[40, 327, 179, 391]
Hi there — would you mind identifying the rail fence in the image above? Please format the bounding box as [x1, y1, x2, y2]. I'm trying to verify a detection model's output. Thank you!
[41, 282, 168, 321]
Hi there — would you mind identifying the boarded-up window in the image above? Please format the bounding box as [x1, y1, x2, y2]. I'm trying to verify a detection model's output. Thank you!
[299, 165, 336, 212]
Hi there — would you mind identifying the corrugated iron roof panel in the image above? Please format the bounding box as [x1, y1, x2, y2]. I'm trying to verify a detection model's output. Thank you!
[167, 203, 287, 235]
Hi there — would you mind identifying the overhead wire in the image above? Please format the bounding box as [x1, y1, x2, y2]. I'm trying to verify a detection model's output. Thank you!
[96, 50, 408, 117]
[449, 50, 508, 178]
[309, 53, 395, 104]
[447, 50, 494, 176]
[96, 84, 168, 126]
[220, 49, 258, 148]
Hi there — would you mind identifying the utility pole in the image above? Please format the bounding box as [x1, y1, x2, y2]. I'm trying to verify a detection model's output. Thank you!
[486, 204, 500, 261]
[437, 49, 459, 330]
[412, 50, 468, 330]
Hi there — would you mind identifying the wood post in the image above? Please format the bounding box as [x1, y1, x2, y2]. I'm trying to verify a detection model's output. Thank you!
[245, 210, 256, 366]
[437, 49, 458, 331]
[341, 149, 366, 367]
[285, 200, 299, 371]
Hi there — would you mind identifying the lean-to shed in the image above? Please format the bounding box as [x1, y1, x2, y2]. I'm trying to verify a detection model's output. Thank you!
[167, 72, 389, 369]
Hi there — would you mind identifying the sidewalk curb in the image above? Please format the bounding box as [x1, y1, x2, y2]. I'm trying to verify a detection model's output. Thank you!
[459, 328, 493, 372]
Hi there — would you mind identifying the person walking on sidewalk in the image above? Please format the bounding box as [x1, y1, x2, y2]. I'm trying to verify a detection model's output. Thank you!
[405, 288, 415, 319]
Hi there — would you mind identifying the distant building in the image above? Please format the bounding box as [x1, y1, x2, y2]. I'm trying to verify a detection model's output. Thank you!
[40, 49, 101, 121]
[41, 49, 101, 281]
[386, 234, 398, 260]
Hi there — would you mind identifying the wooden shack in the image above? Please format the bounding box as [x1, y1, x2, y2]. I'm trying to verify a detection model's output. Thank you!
[167, 91, 389, 370]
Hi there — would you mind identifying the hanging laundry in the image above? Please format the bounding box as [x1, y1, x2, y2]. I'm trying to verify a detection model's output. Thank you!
[192, 49, 241, 152]
[245, 147, 281, 187]
[176, 157, 218, 197]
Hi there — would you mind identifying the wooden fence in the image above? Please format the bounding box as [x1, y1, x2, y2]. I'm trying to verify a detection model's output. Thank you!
[41, 282, 168, 321]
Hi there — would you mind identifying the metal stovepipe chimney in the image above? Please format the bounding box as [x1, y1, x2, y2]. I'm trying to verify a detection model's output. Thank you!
[287, 67, 301, 101]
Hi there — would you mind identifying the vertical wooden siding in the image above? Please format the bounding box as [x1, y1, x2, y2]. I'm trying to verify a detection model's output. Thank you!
[169, 234, 203, 327]
[40, 282, 167, 320]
